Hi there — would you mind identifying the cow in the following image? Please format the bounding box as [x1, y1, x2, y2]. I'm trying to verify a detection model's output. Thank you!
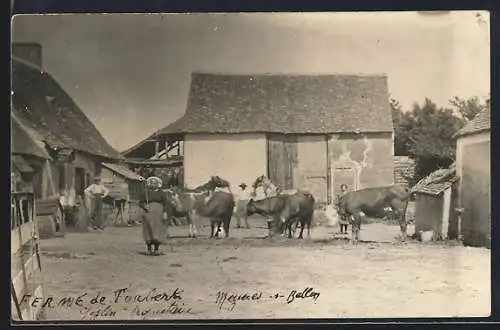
[163, 175, 231, 230]
[276, 192, 315, 239]
[167, 189, 235, 238]
[246, 191, 315, 239]
[336, 184, 410, 244]
[246, 195, 289, 237]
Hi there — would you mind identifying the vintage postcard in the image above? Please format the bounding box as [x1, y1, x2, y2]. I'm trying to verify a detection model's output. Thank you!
[10, 11, 490, 322]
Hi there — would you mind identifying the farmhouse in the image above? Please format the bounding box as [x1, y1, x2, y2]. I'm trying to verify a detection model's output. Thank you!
[454, 107, 491, 248]
[11, 42, 124, 227]
[123, 72, 395, 204]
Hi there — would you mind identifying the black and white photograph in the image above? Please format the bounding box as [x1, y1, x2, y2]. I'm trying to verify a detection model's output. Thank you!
[10, 11, 491, 321]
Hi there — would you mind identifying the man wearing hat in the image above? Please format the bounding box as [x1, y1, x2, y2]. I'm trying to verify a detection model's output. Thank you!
[84, 177, 110, 231]
[234, 182, 251, 229]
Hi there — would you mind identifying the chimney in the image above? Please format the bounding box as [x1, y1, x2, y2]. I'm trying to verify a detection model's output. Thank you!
[12, 42, 43, 68]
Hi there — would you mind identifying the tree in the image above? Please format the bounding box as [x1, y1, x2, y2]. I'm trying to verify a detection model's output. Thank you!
[392, 98, 465, 184]
[449, 96, 489, 122]
[391, 98, 414, 156]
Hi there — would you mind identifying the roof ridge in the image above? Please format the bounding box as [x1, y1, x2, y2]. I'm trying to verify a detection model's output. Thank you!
[190, 71, 388, 78]
[12, 56, 45, 72]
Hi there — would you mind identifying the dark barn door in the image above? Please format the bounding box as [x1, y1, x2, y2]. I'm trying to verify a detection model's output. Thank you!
[75, 167, 86, 199]
[267, 134, 297, 190]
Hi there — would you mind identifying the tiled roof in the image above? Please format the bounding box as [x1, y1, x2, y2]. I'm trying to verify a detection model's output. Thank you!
[11, 155, 34, 173]
[101, 162, 145, 181]
[411, 165, 458, 196]
[11, 57, 123, 160]
[157, 72, 393, 135]
[11, 115, 51, 159]
[455, 107, 490, 138]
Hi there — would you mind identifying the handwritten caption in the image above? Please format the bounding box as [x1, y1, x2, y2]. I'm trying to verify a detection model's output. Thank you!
[215, 287, 320, 312]
[20, 287, 193, 320]
[19, 286, 321, 318]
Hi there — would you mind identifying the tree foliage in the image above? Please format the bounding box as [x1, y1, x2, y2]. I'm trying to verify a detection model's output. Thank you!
[392, 95, 489, 184]
[449, 95, 490, 122]
[391, 98, 464, 184]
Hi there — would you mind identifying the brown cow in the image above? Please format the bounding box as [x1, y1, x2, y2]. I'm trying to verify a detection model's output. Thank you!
[167, 188, 235, 238]
[337, 184, 410, 244]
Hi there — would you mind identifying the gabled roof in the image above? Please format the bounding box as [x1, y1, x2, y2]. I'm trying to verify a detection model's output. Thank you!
[157, 72, 393, 135]
[455, 107, 490, 138]
[101, 162, 145, 181]
[11, 57, 123, 160]
[411, 165, 458, 196]
[11, 115, 51, 159]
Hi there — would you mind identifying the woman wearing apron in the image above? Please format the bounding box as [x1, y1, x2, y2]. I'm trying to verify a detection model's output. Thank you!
[139, 176, 169, 255]
[84, 177, 110, 231]
[335, 183, 350, 235]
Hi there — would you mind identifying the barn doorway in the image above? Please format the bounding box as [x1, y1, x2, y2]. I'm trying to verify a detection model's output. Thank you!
[75, 167, 86, 199]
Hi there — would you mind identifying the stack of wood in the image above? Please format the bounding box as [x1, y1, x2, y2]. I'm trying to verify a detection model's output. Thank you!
[394, 156, 416, 186]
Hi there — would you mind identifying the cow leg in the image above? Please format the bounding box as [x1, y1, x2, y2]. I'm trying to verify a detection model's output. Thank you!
[244, 213, 250, 229]
[223, 217, 230, 238]
[391, 199, 407, 241]
[210, 221, 215, 238]
[298, 220, 305, 239]
[351, 212, 362, 245]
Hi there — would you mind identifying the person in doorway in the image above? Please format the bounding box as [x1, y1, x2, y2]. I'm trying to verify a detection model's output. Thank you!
[139, 176, 170, 256]
[234, 183, 251, 229]
[84, 177, 110, 231]
[335, 183, 350, 235]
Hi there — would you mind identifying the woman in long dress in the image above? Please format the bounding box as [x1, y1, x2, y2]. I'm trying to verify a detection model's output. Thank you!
[139, 176, 169, 255]
[335, 183, 350, 235]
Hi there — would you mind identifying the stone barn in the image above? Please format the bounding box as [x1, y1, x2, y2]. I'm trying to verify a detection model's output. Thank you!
[11, 42, 124, 229]
[124, 73, 395, 205]
[455, 107, 491, 248]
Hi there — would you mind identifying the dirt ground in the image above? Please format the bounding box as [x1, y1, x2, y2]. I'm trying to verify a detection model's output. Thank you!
[35, 216, 491, 321]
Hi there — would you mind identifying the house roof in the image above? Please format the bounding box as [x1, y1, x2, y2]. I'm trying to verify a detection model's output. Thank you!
[11, 155, 34, 174]
[11, 115, 51, 159]
[11, 57, 123, 160]
[101, 162, 145, 181]
[455, 107, 490, 138]
[411, 165, 458, 196]
[157, 72, 393, 135]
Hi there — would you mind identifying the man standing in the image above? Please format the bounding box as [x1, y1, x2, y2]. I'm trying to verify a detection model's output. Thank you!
[84, 177, 110, 231]
[234, 183, 251, 229]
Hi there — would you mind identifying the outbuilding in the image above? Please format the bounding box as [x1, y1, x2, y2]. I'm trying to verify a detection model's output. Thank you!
[454, 107, 491, 248]
[411, 166, 459, 241]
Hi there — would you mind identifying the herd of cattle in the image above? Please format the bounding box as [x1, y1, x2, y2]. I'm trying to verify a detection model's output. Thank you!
[160, 175, 411, 244]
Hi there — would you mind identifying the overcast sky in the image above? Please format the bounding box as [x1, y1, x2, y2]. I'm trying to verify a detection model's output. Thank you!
[11, 11, 490, 151]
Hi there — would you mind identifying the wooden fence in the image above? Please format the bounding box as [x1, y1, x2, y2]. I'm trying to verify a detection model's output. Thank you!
[11, 192, 44, 321]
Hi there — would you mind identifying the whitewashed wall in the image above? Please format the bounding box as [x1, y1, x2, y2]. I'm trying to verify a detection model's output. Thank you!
[184, 133, 267, 192]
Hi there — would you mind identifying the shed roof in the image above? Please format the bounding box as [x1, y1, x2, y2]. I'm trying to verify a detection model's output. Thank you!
[11, 57, 123, 160]
[11, 115, 51, 159]
[411, 165, 458, 196]
[158, 72, 393, 135]
[455, 107, 490, 138]
[101, 163, 145, 181]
